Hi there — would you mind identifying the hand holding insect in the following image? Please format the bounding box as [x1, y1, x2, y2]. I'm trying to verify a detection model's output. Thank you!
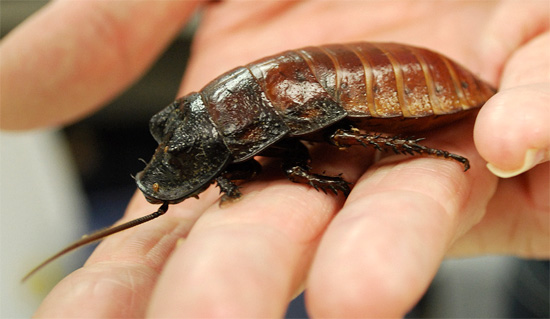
[2, 1, 548, 318]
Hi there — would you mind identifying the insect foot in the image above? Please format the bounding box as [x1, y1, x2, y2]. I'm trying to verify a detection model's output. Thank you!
[216, 175, 242, 199]
[285, 166, 351, 196]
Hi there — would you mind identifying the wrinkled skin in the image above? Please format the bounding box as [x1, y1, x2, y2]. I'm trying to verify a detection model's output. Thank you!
[1, 1, 548, 317]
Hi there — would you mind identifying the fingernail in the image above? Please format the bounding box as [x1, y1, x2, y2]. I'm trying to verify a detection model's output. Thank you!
[487, 148, 547, 178]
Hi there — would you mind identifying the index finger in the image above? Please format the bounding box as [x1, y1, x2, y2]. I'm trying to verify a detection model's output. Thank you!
[0, 0, 200, 130]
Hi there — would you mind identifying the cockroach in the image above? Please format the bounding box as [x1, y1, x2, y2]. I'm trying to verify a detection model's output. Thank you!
[23, 42, 495, 281]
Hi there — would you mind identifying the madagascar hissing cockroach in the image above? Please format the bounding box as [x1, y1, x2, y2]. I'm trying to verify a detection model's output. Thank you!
[23, 42, 495, 281]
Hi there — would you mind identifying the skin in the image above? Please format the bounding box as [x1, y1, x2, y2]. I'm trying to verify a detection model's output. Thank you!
[1, 0, 548, 317]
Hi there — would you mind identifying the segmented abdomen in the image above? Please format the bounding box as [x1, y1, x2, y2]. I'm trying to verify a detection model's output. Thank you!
[319, 43, 493, 117]
[257, 42, 495, 119]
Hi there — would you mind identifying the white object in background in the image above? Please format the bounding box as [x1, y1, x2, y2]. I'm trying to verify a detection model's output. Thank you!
[0, 130, 87, 318]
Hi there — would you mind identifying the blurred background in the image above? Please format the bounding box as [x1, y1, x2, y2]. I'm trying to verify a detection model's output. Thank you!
[1, 1, 548, 318]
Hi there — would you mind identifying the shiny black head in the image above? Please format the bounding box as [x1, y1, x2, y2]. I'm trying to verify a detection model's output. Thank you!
[136, 93, 231, 204]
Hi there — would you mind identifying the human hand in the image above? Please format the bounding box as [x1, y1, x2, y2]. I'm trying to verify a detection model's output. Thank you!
[7, 1, 547, 317]
[0, 1, 200, 130]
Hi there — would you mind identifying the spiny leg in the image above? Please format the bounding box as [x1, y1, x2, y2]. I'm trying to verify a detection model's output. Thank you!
[329, 128, 470, 171]
[262, 139, 351, 196]
[216, 159, 262, 200]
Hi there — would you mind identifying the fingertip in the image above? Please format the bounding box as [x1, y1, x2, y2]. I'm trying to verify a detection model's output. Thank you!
[474, 85, 550, 176]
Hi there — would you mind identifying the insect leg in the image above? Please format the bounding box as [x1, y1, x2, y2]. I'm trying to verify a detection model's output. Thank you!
[216, 159, 262, 199]
[329, 128, 470, 171]
[264, 139, 351, 195]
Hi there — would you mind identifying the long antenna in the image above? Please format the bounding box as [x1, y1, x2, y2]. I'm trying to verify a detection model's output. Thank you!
[22, 202, 169, 282]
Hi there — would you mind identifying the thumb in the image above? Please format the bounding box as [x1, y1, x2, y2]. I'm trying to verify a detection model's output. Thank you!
[474, 32, 550, 178]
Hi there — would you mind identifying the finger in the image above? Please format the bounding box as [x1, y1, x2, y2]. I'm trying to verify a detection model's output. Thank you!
[147, 183, 339, 317]
[475, 84, 550, 178]
[475, 32, 550, 178]
[478, 0, 550, 84]
[307, 122, 497, 317]
[146, 147, 370, 317]
[1, 0, 200, 130]
[34, 189, 217, 318]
